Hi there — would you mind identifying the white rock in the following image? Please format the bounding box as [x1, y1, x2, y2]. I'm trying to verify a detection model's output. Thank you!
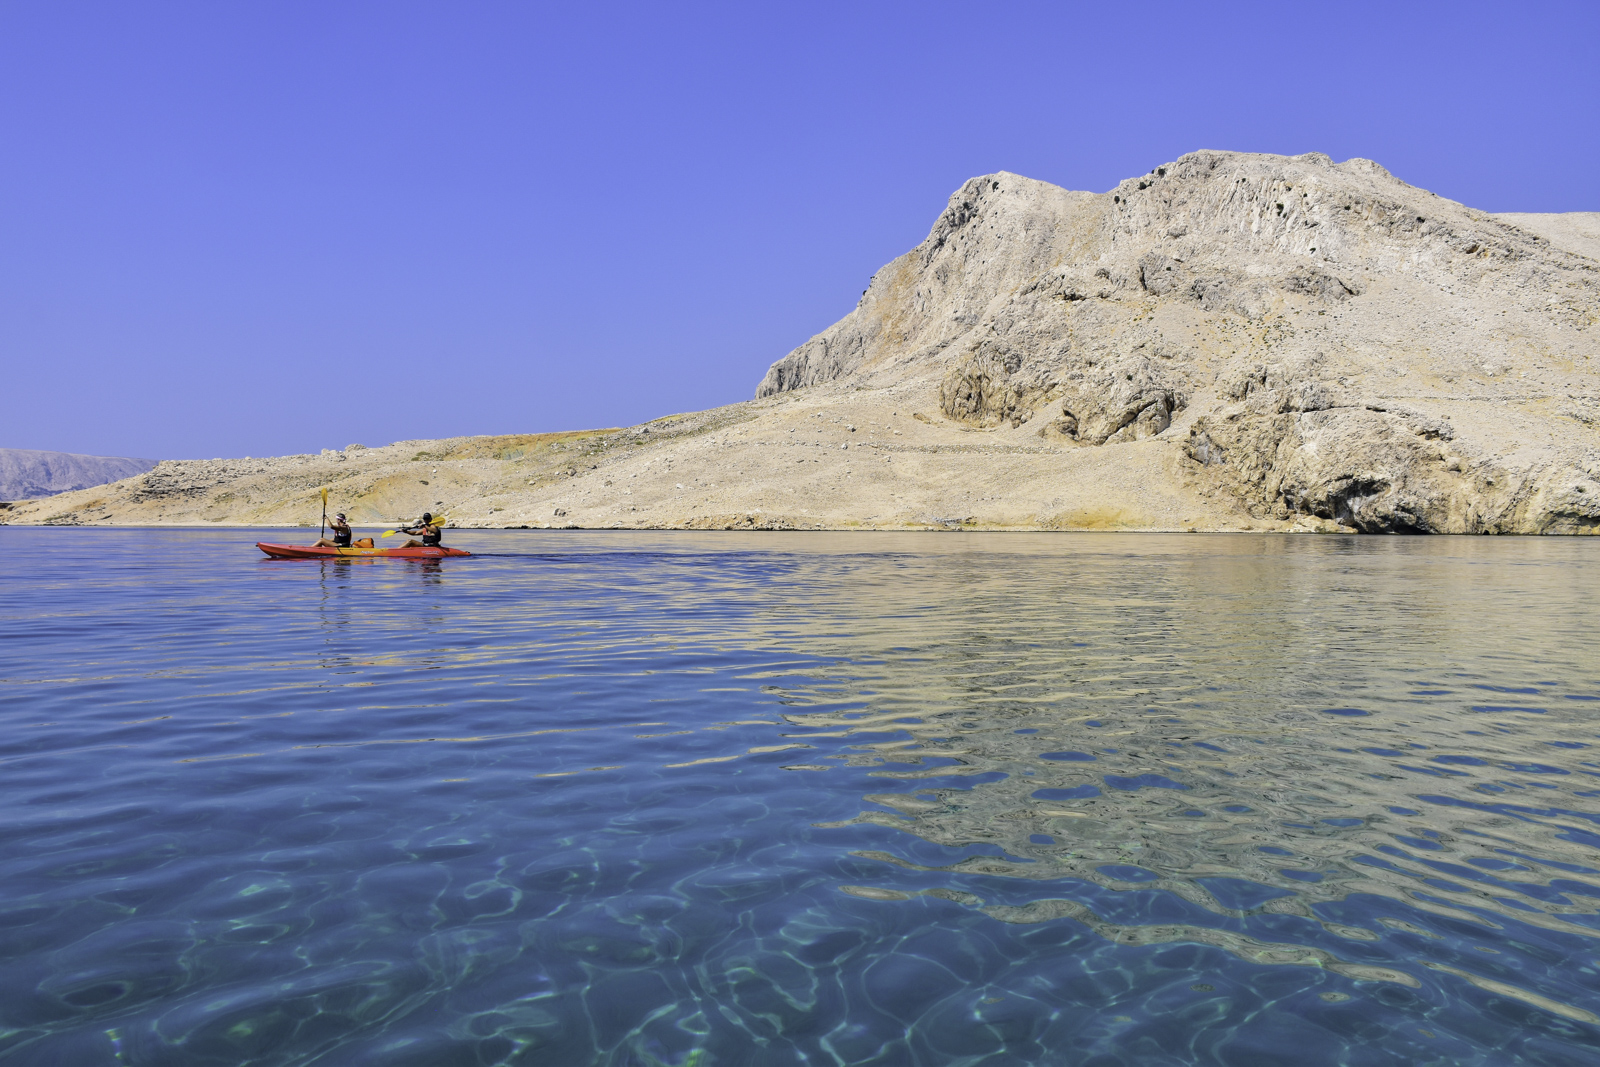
[755, 152, 1600, 534]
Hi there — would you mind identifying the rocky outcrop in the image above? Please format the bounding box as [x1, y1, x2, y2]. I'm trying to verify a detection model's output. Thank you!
[1185, 359, 1600, 533]
[943, 346, 1186, 445]
[0, 449, 156, 501]
[757, 151, 1600, 533]
[756, 175, 1098, 397]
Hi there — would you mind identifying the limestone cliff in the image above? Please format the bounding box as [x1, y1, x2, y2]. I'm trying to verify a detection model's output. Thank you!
[758, 152, 1600, 533]
[6, 151, 1597, 533]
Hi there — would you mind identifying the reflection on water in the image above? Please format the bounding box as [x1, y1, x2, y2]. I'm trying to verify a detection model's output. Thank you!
[758, 535, 1600, 1026]
[1, 529, 1598, 1064]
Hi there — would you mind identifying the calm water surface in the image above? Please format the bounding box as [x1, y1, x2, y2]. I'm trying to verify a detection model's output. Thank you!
[2, 528, 1599, 1065]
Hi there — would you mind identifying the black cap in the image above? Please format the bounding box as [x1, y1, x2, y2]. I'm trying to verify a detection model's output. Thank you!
[421, 512, 432, 522]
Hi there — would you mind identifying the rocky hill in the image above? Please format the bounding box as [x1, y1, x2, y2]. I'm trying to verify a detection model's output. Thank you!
[759, 152, 1600, 533]
[0, 449, 155, 502]
[6, 151, 1597, 534]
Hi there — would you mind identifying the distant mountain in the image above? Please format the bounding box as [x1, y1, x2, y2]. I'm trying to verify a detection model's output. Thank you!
[0, 449, 157, 501]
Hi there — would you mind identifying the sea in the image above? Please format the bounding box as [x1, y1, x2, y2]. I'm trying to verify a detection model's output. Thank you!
[2, 527, 1598, 1065]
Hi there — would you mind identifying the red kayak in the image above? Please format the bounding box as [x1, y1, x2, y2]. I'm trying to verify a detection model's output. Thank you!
[257, 542, 471, 560]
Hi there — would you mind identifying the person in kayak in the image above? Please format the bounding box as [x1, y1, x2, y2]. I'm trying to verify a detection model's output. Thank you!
[398, 512, 443, 549]
[312, 512, 354, 549]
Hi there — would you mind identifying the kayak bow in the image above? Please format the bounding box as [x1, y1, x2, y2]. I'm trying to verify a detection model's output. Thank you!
[256, 542, 471, 560]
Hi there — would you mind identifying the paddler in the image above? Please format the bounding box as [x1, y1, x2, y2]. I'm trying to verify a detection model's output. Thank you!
[312, 512, 354, 549]
[398, 512, 443, 549]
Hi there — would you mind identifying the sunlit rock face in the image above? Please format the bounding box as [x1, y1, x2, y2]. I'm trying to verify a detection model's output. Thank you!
[757, 151, 1600, 534]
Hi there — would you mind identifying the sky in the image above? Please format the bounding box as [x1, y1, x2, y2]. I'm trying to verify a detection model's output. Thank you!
[2, 1, 1596, 460]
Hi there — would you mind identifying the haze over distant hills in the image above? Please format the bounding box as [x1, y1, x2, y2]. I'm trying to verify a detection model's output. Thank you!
[6, 150, 1598, 533]
[0, 449, 156, 502]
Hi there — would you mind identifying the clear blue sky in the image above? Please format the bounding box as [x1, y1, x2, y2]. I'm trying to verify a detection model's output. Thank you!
[3, 1, 1595, 459]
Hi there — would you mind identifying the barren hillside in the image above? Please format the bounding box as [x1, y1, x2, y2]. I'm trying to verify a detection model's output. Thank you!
[7, 151, 1597, 534]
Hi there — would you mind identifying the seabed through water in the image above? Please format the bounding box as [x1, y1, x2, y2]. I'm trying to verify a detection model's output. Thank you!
[2, 528, 1598, 1065]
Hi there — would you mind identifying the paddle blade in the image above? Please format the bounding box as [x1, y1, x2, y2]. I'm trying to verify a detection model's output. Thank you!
[321, 486, 328, 505]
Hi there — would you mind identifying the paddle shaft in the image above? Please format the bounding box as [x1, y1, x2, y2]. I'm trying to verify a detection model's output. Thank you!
[382, 515, 447, 538]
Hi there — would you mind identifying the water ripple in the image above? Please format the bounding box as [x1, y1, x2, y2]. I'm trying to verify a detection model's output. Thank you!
[1, 528, 1598, 1064]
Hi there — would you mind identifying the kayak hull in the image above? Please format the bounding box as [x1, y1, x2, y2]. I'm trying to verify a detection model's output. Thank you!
[257, 542, 471, 560]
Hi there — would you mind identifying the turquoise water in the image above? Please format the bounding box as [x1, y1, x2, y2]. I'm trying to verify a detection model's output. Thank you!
[3, 528, 1599, 1065]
